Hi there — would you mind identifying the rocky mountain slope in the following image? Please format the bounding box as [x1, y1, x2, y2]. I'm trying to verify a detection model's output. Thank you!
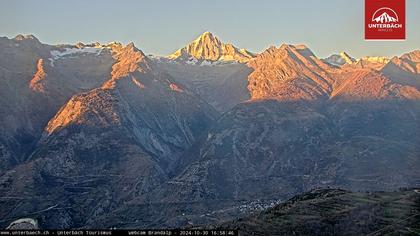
[0, 36, 218, 228]
[153, 32, 255, 112]
[0, 35, 52, 170]
[74, 45, 420, 230]
[0, 36, 120, 171]
[219, 188, 420, 236]
[247, 44, 335, 100]
[0, 34, 419, 231]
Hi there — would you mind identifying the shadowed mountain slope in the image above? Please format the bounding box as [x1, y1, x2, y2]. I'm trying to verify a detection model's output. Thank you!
[219, 188, 420, 236]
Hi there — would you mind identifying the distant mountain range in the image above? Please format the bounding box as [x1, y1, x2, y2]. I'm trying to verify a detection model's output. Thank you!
[0, 32, 419, 231]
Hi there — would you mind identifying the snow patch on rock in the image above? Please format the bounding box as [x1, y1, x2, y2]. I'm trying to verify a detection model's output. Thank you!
[49, 47, 103, 66]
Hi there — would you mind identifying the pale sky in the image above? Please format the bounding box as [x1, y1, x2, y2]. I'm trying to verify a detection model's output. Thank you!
[1, 0, 419, 58]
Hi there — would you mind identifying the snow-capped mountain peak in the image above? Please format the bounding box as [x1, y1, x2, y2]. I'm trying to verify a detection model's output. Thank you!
[167, 31, 254, 63]
[323, 51, 355, 66]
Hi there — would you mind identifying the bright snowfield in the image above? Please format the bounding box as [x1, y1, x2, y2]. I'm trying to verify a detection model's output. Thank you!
[49, 46, 103, 66]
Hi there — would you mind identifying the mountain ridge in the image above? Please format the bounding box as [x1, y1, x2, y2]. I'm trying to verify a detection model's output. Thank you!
[0, 33, 419, 230]
[167, 31, 255, 63]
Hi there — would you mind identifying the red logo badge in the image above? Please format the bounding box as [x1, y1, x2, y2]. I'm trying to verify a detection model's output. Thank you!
[365, 0, 405, 40]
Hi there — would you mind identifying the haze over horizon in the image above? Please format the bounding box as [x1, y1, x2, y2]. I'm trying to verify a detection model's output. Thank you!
[1, 0, 419, 58]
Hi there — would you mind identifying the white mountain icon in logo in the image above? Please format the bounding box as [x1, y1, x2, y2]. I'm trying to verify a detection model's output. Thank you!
[372, 7, 399, 23]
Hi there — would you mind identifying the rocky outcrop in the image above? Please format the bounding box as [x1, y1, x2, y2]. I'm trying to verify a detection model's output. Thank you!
[29, 59, 47, 93]
[6, 218, 39, 230]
